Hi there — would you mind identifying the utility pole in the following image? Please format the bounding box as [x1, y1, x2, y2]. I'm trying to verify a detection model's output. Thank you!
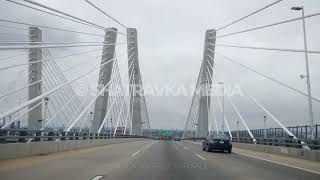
[291, 6, 315, 140]
[110, 117, 113, 138]
[218, 82, 225, 134]
[263, 115, 267, 139]
[236, 121, 239, 142]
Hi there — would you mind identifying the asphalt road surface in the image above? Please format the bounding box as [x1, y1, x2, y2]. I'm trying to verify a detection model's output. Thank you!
[0, 140, 319, 180]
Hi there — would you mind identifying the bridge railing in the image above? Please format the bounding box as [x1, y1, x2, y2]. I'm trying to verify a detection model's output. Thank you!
[231, 124, 320, 140]
[234, 137, 320, 150]
[181, 136, 320, 150]
[0, 129, 147, 144]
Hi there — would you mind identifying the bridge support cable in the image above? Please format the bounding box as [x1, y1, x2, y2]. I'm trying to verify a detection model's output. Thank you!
[0, 52, 26, 62]
[210, 97, 219, 134]
[227, 96, 256, 143]
[11, 0, 126, 36]
[183, 63, 204, 138]
[113, 100, 125, 136]
[124, 70, 135, 135]
[0, 51, 120, 122]
[0, 18, 105, 38]
[123, 65, 135, 134]
[114, 57, 133, 136]
[42, 53, 79, 123]
[246, 94, 294, 137]
[0, 42, 126, 50]
[216, 12, 320, 39]
[216, 52, 320, 103]
[1, 100, 42, 129]
[0, 80, 41, 101]
[183, 88, 200, 138]
[5, 0, 105, 32]
[216, 96, 232, 139]
[79, 109, 92, 132]
[84, 0, 127, 29]
[216, 0, 284, 31]
[129, 77, 136, 135]
[186, 90, 202, 138]
[42, 49, 91, 129]
[41, 49, 84, 127]
[43, 48, 82, 107]
[124, 83, 134, 135]
[113, 61, 125, 137]
[0, 24, 29, 31]
[183, 66, 205, 138]
[0, 47, 114, 71]
[41, 66, 72, 127]
[97, 96, 117, 133]
[65, 65, 118, 132]
[242, 89, 310, 149]
[41, 67, 76, 128]
[206, 74, 219, 135]
[41, 94, 79, 130]
[211, 44, 320, 54]
[108, 71, 122, 136]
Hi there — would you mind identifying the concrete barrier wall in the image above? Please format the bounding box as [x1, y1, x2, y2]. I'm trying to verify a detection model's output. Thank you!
[233, 143, 320, 162]
[0, 138, 146, 160]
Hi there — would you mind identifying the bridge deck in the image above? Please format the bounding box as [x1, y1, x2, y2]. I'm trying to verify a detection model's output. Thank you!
[0, 140, 319, 180]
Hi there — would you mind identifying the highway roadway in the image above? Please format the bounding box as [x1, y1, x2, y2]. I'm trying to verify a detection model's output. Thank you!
[0, 139, 319, 180]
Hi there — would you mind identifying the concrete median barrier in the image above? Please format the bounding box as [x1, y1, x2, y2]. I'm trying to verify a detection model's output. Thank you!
[0, 138, 147, 160]
[233, 143, 320, 162]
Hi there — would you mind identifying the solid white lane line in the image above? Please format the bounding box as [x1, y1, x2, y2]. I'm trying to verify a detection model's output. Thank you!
[195, 153, 206, 160]
[235, 152, 320, 175]
[90, 175, 104, 180]
[131, 150, 141, 157]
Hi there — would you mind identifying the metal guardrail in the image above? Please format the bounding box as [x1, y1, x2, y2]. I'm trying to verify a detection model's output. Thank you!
[181, 137, 320, 150]
[231, 124, 320, 140]
[0, 129, 148, 143]
[234, 137, 320, 150]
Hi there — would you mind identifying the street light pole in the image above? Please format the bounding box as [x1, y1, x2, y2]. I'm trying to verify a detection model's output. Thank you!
[292, 6, 315, 140]
[218, 82, 225, 134]
[236, 121, 239, 142]
[263, 116, 266, 138]
[110, 117, 113, 138]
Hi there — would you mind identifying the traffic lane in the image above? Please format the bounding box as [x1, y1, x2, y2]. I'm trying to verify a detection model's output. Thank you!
[180, 141, 320, 180]
[107, 140, 238, 180]
[0, 139, 153, 180]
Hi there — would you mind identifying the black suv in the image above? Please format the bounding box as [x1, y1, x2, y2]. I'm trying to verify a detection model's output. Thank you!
[202, 134, 232, 153]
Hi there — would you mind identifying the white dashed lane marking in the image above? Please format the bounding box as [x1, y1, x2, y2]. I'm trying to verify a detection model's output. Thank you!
[131, 150, 141, 157]
[90, 175, 104, 180]
[195, 154, 206, 160]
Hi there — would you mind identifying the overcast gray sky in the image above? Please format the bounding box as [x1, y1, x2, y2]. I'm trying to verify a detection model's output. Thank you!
[0, 0, 319, 131]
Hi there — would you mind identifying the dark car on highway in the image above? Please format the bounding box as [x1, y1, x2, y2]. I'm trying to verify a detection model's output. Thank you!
[202, 134, 232, 153]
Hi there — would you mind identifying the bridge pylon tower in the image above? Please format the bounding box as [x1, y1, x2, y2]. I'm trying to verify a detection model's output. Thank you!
[197, 29, 216, 137]
[127, 28, 143, 136]
[91, 28, 118, 133]
[28, 26, 43, 130]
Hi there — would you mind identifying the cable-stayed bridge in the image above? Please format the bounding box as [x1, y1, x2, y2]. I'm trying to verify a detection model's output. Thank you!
[0, 0, 319, 179]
